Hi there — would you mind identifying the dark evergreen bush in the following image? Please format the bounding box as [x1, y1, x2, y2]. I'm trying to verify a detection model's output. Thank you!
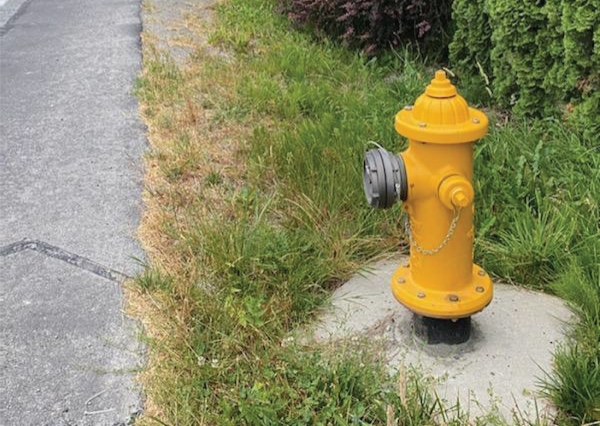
[283, 0, 453, 55]
[449, 0, 599, 136]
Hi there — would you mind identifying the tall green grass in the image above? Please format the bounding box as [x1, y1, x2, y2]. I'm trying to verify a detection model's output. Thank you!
[135, 0, 600, 423]
[473, 120, 600, 424]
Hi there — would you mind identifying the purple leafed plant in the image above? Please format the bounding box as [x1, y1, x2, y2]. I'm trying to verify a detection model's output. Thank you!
[283, 0, 452, 54]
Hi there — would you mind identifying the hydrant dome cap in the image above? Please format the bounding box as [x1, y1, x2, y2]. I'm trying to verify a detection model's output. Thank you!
[425, 70, 457, 98]
[395, 70, 488, 144]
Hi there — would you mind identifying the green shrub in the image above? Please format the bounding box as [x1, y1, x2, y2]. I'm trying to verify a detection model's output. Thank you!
[448, 0, 491, 83]
[449, 0, 599, 131]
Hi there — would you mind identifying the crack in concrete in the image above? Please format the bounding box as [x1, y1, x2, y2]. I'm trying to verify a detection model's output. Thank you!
[0, 0, 35, 35]
[0, 239, 130, 282]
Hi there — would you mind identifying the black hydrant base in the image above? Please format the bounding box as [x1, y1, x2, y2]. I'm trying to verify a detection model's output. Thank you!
[413, 315, 471, 345]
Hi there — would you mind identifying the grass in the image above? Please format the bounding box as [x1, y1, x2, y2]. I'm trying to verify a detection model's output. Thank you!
[133, 0, 600, 424]
[473, 120, 600, 424]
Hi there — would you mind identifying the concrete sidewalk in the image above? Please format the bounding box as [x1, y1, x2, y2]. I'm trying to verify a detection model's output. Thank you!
[1, 0, 146, 423]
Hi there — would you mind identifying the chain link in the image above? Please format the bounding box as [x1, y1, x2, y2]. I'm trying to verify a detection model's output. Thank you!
[404, 208, 461, 255]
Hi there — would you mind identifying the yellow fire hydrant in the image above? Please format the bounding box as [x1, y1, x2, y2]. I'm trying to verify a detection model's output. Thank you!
[363, 70, 492, 341]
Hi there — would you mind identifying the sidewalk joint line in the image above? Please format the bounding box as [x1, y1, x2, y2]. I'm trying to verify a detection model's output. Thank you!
[0, 239, 130, 282]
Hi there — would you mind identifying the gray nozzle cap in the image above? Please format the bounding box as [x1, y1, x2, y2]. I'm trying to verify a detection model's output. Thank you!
[363, 148, 408, 209]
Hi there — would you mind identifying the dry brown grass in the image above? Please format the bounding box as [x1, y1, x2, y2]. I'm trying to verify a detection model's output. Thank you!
[124, 283, 173, 422]
[130, 2, 258, 422]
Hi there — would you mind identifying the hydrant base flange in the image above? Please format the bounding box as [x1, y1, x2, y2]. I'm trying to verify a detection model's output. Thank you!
[391, 264, 493, 319]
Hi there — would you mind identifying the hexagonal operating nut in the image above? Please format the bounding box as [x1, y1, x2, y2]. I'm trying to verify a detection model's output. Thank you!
[438, 175, 474, 211]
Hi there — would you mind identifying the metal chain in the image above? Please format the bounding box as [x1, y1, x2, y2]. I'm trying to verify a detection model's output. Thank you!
[404, 208, 461, 255]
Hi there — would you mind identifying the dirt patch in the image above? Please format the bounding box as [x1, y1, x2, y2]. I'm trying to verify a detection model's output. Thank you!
[141, 0, 220, 65]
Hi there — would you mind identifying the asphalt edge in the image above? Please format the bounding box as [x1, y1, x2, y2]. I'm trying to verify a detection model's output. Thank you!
[124, 0, 150, 422]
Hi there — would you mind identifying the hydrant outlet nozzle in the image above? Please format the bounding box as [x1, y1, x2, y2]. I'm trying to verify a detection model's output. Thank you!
[363, 148, 408, 209]
[438, 175, 474, 211]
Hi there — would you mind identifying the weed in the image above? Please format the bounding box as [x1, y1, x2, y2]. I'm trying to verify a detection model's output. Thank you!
[541, 344, 600, 424]
[135, 267, 174, 293]
[205, 169, 224, 186]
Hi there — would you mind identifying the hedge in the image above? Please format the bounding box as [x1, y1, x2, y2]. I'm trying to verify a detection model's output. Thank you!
[449, 0, 599, 136]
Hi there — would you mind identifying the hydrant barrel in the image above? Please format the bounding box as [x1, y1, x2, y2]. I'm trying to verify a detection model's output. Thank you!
[402, 143, 475, 292]
[389, 70, 493, 320]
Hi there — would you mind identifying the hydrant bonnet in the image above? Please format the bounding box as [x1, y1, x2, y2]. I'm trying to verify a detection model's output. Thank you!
[395, 71, 489, 144]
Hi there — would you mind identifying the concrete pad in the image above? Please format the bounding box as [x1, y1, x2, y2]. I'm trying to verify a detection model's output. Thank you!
[0, 250, 143, 425]
[313, 259, 573, 421]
